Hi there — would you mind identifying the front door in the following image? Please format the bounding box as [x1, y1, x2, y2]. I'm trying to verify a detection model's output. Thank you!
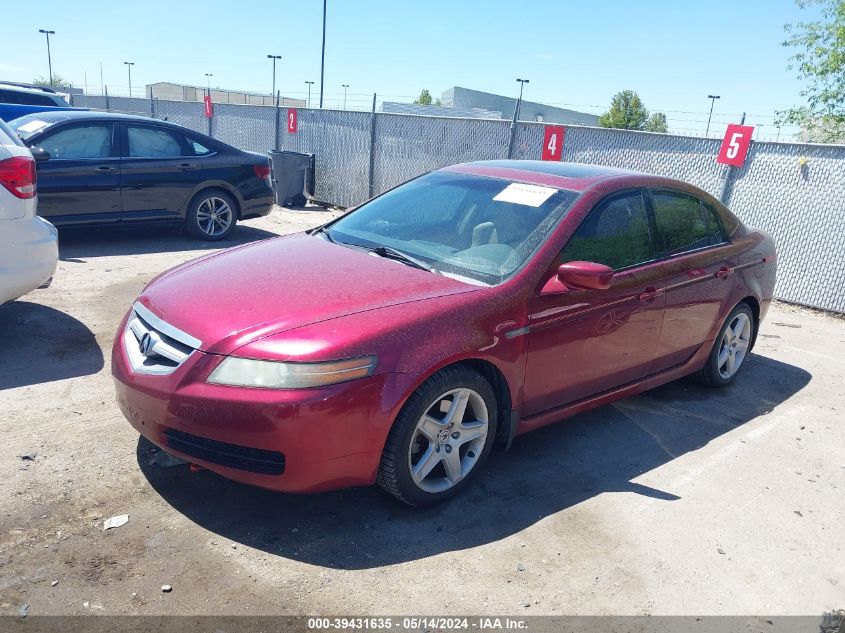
[119, 123, 202, 222]
[34, 122, 122, 223]
[523, 190, 665, 416]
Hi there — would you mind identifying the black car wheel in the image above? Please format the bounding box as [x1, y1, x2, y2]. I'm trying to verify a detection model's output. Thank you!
[186, 190, 237, 241]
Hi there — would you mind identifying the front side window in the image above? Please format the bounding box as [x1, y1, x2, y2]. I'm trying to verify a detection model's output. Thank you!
[651, 191, 727, 255]
[127, 126, 184, 158]
[326, 171, 579, 285]
[560, 191, 654, 270]
[38, 125, 113, 159]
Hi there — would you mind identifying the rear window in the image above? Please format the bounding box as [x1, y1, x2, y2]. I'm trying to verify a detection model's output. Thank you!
[0, 118, 26, 147]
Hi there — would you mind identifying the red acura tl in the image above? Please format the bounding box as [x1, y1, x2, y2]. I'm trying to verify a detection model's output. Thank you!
[113, 161, 777, 506]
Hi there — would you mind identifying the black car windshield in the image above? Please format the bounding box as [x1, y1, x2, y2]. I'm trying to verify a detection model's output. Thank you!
[7, 115, 54, 142]
[326, 171, 579, 286]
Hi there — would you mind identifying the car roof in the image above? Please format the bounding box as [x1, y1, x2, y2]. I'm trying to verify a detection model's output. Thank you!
[443, 160, 650, 192]
[13, 109, 169, 125]
[0, 83, 61, 96]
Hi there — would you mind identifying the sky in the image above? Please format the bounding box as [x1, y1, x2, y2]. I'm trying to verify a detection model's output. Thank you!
[1, 0, 820, 140]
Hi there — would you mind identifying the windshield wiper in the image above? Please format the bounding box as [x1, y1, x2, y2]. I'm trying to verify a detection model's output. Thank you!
[370, 245, 437, 273]
[312, 225, 335, 243]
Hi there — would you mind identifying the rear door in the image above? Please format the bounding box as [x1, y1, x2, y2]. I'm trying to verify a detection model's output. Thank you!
[119, 123, 203, 222]
[523, 189, 666, 415]
[32, 122, 122, 223]
[647, 189, 734, 372]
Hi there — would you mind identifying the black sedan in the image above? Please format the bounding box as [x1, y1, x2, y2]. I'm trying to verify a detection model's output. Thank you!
[8, 111, 273, 240]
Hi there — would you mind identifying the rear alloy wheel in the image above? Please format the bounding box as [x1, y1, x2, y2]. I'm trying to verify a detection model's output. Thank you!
[378, 367, 498, 506]
[186, 191, 237, 241]
[694, 303, 755, 387]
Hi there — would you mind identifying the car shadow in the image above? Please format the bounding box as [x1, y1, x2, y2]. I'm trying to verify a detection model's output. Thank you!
[138, 354, 810, 569]
[0, 301, 104, 390]
[57, 222, 279, 259]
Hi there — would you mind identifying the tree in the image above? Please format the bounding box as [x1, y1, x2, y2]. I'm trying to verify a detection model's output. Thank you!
[779, 0, 845, 142]
[413, 89, 441, 106]
[598, 90, 668, 133]
[32, 74, 73, 90]
[599, 90, 648, 129]
[645, 112, 668, 133]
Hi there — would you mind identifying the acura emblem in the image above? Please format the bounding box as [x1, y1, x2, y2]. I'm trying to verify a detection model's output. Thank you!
[139, 331, 161, 357]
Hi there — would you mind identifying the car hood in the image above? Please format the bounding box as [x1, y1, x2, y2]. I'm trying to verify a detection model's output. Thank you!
[137, 233, 479, 355]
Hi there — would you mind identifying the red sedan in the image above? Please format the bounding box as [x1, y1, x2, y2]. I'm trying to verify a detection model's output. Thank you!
[112, 161, 777, 506]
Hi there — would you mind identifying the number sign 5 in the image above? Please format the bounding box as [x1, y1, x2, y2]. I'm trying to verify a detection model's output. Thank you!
[717, 124, 754, 167]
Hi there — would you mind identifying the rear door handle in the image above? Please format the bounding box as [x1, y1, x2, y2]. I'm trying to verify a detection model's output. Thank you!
[715, 266, 734, 279]
[638, 286, 665, 303]
[179, 163, 200, 171]
[94, 166, 117, 174]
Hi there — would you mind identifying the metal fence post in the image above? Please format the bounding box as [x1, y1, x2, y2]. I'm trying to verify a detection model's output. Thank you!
[208, 89, 213, 138]
[151, 97, 156, 118]
[105, 86, 110, 111]
[368, 93, 377, 198]
[274, 90, 281, 151]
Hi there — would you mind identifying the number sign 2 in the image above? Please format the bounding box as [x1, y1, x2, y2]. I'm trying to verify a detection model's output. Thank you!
[287, 108, 298, 134]
[541, 125, 565, 161]
[717, 124, 754, 167]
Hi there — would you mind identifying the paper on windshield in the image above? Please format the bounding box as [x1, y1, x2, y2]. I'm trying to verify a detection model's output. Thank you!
[17, 120, 48, 133]
[493, 182, 558, 207]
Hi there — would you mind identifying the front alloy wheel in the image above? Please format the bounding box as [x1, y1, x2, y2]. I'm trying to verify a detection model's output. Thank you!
[408, 388, 489, 493]
[378, 366, 498, 506]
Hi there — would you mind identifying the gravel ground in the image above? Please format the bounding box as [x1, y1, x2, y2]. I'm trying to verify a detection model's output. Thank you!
[1, 207, 843, 617]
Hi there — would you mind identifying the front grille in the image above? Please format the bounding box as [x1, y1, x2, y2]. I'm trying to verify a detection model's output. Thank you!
[164, 429, 286, 476]
[124, 302, 201, 375]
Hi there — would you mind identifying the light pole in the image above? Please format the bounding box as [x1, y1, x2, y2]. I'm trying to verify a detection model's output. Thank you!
[204, 73, 213, 92]
[38, 29, 56, 86]
[514, 78, 529, 121]
[305, 80, 314, 108]
[342, 84, 349, 110]
[124, 61, 135, 97]
[267, 54, 281, 100]
[705, 94, 720, 137]
[319, 0, 327, 108]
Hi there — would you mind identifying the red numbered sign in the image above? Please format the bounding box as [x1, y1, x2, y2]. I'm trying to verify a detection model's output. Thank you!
[541, 125, 565, 161]
[287, 108, 297, 133]
[203, 95, 213, 119]
[717, 124, 754, 167]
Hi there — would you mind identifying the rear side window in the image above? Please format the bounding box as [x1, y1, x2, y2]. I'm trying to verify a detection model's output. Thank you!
[38, 125, 113, 159]
[0, 89, 57, 106]
[651, 191, 727, 255]
[560, 191, 654, 270]
[188, 138, 214, 156]
[127, 126, 184, 158]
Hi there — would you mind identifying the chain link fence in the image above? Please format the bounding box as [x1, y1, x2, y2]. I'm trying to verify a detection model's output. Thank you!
[70, 94, 845, 313]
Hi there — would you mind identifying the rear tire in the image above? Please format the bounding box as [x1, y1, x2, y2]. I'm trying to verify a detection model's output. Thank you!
[377, 366, 498, 506]
[693, 302, 755, 387]
[186, 190, 237, 241]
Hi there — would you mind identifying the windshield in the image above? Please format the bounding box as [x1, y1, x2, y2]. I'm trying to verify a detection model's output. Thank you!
[8, 115, 53, 142]
[326, 171, 579, 286]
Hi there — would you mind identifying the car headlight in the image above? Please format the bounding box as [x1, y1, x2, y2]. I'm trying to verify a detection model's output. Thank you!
[207, 355, 377, 389]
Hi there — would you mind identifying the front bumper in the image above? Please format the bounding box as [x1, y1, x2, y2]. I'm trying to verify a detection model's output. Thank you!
[0, 216, 58, 305]
[112, 322, 417, 493]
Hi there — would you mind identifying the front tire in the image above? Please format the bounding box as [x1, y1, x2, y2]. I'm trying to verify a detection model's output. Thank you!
[186, 190, 237, 241]
[694, 302, 755, 387]
[377, 366, 498, 506]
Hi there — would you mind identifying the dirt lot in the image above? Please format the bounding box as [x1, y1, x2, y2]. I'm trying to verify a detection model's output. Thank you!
[1, 208, 843, 617]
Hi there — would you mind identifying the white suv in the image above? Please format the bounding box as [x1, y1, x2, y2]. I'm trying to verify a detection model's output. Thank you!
[0, 117, 58, 305]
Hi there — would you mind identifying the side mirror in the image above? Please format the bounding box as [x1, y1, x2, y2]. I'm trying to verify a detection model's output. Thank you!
[541, 261, 614, 295]
[29, 146, 51, 163]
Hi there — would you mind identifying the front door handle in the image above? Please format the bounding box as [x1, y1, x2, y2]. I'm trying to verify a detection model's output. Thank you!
[639, 286, 665, 303]
[94, 165, 117, 174]
[179, 163, 200, 171]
